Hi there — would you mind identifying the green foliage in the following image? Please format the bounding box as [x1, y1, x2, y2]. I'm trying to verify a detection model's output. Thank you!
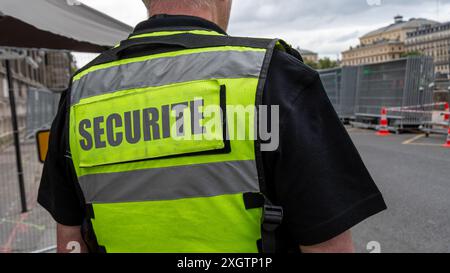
[305, 60, 319, 69]
[305, 57, 338, 70]
[318, 57, 338, 69]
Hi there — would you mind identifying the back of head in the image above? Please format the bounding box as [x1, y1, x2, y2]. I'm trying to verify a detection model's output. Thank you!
[142, 0, 232, 31]
[144, 0, 214, 9]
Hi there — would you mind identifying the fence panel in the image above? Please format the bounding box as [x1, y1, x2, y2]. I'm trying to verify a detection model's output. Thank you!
[319, 68, 342, 115]
[340, 66, 359, 119]
[319, 56, 435, 128]
[319, 67, 359, 120]
[354, 56, 434, 127]
[25, 88, 59, 137]
[0, 87, 59, 253]
[401, 56, 435, 125]
[355, 59, 407, 118]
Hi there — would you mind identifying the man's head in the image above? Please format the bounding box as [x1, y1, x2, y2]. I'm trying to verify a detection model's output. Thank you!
[142, 0, 233, 31]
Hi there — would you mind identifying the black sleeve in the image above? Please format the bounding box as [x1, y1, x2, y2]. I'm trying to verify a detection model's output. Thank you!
[37, 90, 85, 226]
[262, 50, 387, 247]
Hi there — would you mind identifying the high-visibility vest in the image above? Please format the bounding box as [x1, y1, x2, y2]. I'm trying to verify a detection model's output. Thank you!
[69, 29, 291, 253]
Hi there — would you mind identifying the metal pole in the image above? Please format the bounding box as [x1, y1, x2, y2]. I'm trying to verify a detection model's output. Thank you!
[5, 60, 28, 213]
[419, 86, 424, 125]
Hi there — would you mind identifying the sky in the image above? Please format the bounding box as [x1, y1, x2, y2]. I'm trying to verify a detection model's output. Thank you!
[74, 0, 450, 66]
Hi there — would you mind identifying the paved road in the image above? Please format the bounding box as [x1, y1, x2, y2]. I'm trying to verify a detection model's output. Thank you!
[349, 128, 450, 253]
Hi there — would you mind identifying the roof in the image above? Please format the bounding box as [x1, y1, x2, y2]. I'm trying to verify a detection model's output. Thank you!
[297, 48, 317, 55]
[0, 0, 134, 53]
[361, 17, 439, 39]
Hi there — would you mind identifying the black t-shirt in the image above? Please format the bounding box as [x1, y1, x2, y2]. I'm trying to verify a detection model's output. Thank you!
[37, 15, 386, 248]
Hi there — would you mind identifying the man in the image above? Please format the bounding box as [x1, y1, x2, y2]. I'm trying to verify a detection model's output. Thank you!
[38, 0, 386, 253]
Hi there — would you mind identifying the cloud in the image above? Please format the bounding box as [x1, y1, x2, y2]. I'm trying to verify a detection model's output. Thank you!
[229, 0, 450, 53]
[74, 0, 450, 66]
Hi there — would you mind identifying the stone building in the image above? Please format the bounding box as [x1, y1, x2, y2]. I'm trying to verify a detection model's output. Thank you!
[341, 16, 438, 66]
[297, 48, 319, 63]
[405, 21, 450, 80]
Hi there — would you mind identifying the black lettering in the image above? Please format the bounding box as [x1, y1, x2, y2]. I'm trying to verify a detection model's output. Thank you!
[161, 105, 171, 139]
[106, 114, 123, 147]
[79, 119, 93, 151]
[143, 108, 160, 141]
[190, 99, 205, 135]
[124, 110, 141, 144]
[172, 102, 188, 137]
[93, 117, 106, 149]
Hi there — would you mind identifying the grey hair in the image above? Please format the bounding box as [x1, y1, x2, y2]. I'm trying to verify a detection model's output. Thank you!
[143, 0, 214, 9]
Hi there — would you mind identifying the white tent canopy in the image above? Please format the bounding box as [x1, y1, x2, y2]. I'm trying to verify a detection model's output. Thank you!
[0, 0, 133, 52]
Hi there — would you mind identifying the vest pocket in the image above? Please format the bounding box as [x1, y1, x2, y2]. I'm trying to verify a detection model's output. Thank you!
[72, 80, 229, 168]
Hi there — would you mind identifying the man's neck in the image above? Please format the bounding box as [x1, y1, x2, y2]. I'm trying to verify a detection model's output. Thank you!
[149, 8, 215, 27]
[134, 14, 228, 36]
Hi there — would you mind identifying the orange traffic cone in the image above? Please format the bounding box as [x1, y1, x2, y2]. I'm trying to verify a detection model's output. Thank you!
[444, 126, 450, 148]
[377, 107, 390, 136]
[444, 102, 449, 122]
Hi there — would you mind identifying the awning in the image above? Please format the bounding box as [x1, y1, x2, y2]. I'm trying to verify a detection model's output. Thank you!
[0, 0, 134, 53]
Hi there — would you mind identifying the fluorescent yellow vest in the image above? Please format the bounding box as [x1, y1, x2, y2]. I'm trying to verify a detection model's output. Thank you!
[69, 30, 284, 253]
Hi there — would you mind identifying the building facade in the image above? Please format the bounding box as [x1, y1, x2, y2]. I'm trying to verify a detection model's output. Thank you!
[342, 16, 438, 66]
[342, 41, 405, 66]
[297, 48, 319, 63]
[405, 21, 450, 80]
[0, 49, 74, 138]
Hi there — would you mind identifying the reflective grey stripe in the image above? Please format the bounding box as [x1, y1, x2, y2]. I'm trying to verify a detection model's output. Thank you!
[71, 50, 266, 105]
[79, 160, 259, 204]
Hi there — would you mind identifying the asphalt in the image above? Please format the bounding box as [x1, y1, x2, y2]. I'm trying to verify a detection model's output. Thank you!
[348, 127, 450, 253]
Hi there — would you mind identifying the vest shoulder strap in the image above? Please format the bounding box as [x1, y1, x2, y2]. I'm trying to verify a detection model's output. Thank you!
[77, 36, 303, 77]
[73, 33, 280, 78]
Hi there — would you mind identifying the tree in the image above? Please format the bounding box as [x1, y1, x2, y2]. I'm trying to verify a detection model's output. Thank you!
[304, 58, 338, 70]
[318, 57, 338, 69]
[305, 60, 319, 69]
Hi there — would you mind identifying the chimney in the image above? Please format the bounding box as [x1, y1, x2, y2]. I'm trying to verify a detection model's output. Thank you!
[394, 15, 404, 24]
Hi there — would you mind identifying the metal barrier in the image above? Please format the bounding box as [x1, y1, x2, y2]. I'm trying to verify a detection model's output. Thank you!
[319, 57, 435, 131]
[319, 66, 359, 121]
[0, 88, 59, 253]
[319, 67, 341, 115]
[25, 88, 60, 138]
[0, 47, 71, 253]
[340, 66, 359, 120]
[354, 56, 435, 130]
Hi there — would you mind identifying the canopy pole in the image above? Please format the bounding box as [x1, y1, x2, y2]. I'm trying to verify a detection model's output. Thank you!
[5, 59, 28, 213]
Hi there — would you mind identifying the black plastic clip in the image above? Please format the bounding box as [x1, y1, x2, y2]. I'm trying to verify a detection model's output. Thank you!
[262, 205, 283, 232]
